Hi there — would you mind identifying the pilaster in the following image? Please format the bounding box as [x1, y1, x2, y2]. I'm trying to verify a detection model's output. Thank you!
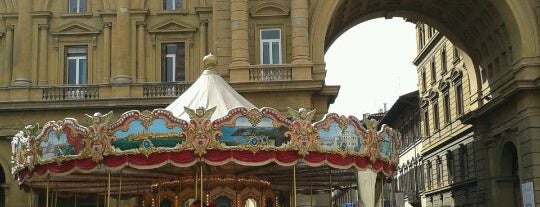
[113, 0, 131, 83]
[12, 0, 32, 86]
[230, 0, 250, 67]
[136, 21, 146, 82]
[4, 25, 14, 85]
[37, 24, 49, 85]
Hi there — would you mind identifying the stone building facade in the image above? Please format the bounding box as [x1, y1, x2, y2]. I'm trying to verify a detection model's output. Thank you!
[0, 0, 538, 206]
[0, 1, 340, 206]
[379, 91, 423, 207]
[414, 24, 478, 207]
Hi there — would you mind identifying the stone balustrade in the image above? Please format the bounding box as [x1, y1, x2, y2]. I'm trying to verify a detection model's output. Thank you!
[42, 85, 99, 100]
[142, 82, 190, 98]
[249, 65, 293, 82]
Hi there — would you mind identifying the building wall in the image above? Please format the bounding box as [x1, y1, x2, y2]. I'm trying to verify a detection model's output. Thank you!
[0, 0, 338, 206]
[415, 24, 478, 207]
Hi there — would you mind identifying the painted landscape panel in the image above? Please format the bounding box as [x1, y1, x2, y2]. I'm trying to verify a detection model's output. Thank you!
[317, 122, 364, 153]
[112, 118, 183, 150]
[218, 116, 288, 147]
[39, 131, 75, 161]
[379, 132, 393, 160]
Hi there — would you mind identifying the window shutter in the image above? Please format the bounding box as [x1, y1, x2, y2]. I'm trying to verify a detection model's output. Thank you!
[176, 43, 185, 81]
[160, 44, 167, 82]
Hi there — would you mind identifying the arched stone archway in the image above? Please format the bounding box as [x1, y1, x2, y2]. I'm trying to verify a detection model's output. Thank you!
[309, 0, 538, 102]
[307, 1, 539, 206]
[498, 142, 521, 207]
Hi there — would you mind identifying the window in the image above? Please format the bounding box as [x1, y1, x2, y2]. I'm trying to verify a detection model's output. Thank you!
[161, 43, 185, 82]
[441, 48, 447, 74]
[163, 0, 182, 11]
[456, 83, 464, 115]
[426, 161, 432, 189]
[260, 29, 281, 64]
[418, 25, 425, 49]
[432, 101, 440, 131]
[430, 60, 436, 83]
[436, 157, 442, 186]
[443, 93, 451, 125]
[68, 0, 86, 13]
[66, 46, 87, 85]
[423, 110, 430, 136]
[453, 46, 459, 62]
[447, 151, 454, 183]
[421, 70, 427, 91]
[460, 145, 468, 179]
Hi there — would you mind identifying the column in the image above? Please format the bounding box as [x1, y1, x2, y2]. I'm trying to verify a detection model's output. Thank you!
[229, 0, 249, 67]
[12, 0, 32, 85]
[113, 0, 131, 83]
[200, 19, 208, 57]
[102, 22, 112, 83]
[4, 25, 14, 84]
[290, 0, 311, 64]
[136, 22, 146, 82]
[38, 24, 49, 85]
[357, 170, 377, 207]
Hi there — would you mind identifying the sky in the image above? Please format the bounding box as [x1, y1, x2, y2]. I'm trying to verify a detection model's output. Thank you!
[325, 18, 418, 117]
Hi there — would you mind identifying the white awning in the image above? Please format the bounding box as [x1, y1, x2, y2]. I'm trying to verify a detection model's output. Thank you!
[165, 69, 256, 120]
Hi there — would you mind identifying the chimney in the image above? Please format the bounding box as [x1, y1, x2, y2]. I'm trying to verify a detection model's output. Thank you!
[383, 103, 388, 112]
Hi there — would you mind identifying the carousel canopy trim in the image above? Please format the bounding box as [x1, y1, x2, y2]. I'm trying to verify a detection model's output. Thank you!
[11, 106, 400, 183]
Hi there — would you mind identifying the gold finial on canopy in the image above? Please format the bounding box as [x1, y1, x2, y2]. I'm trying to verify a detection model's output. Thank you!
[203, 53, 217, 70]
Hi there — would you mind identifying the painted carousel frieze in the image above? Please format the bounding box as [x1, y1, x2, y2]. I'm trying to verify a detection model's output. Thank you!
[11, 105, 400, 181]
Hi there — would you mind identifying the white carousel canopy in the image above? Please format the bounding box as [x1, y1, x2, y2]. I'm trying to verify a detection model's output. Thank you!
[165, 54, 256, 120]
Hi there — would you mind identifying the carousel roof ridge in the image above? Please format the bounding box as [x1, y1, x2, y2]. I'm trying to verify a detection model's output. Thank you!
[165, 54, 256, 120]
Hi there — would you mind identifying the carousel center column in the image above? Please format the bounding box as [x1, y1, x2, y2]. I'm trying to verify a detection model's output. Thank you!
[357, 170, 377, 207]
[112, 0, 131, 83]
[228, 0, 250, 83]
[290, 0, 312, 80]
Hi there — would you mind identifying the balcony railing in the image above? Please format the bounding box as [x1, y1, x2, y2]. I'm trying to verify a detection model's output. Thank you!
[42, 85, 99, 101]
[249, 65, 292, 82]
[143, 82, 190, 98]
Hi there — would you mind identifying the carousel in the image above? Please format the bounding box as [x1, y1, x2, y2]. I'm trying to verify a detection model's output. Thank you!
[11, 54, 400, 207]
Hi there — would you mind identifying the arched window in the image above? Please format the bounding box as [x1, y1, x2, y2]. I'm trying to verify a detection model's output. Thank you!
[436, 156, 442, 187]
[426, 161, 432, 190]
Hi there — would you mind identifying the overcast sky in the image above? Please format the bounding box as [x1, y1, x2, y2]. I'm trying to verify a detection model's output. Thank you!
[325, 18, 418, 117]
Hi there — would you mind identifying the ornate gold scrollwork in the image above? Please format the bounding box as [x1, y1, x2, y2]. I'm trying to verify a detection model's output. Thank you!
[182, 106, 222, 156]
[285, 107, 319, 157]
[82, 112, 114, 162]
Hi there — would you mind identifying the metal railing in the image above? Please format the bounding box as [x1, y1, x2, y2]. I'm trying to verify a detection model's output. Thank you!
[143, 82, 190, 98]
[42, 85, 99, 100]
[249, 65, 292, 82]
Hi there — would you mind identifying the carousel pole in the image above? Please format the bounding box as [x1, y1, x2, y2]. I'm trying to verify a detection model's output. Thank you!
[29, 182, 33, 207]
[195, 167, 198, 201]
[107, 172, 111, 207]
[117, 170, 123, 207]
[329, 171, 332, 207]
[292, 165, 297, 207]
[310, 177, 313, 207]
[200, 164, 204, 207]
[54, 190, 58, 207]
[46, 176, 49, 207]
